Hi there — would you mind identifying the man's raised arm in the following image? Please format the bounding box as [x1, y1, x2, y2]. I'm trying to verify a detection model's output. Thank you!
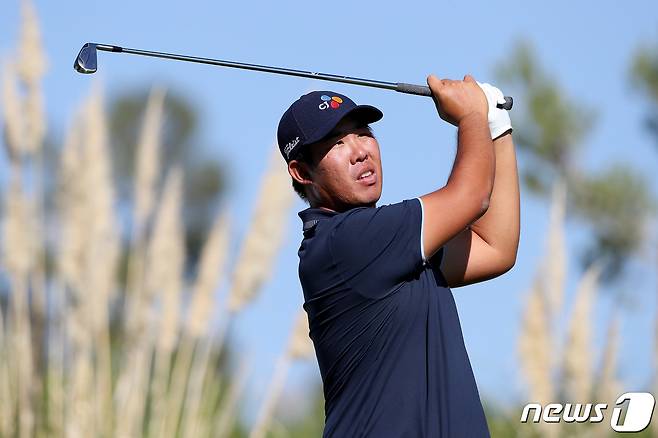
[439, 131, 520, 287]
[439, 82, 520, 288]
[419, 74, 495, 260]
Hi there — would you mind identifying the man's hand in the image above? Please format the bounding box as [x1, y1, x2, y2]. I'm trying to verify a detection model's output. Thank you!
[426, 74, 488, 127]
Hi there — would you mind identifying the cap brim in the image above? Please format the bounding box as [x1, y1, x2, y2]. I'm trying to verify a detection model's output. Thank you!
[305, 104, 383, 145]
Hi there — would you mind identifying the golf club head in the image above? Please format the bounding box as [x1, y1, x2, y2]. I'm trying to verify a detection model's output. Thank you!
[74, 43, 97, 74]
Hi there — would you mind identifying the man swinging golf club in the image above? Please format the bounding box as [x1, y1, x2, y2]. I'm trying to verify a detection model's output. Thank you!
[277, 74, 520, 437]
[71, 42, 518, 436]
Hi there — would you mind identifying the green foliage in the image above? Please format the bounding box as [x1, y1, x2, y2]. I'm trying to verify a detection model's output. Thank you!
[631, 43, 658, 101]
[276, 384, 326, 438]
[496, 40, 654, 282]
[630, 38, 658, 148]
[569, 165, 656, 281]
[482, 400, 523, 437]
[496, 41, 596, 194]
[109, 87, 197, 186]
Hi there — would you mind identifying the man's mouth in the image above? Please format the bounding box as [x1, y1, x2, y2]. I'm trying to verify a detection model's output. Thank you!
[358, 170, 373, 180]
[356, 169, 377, 185]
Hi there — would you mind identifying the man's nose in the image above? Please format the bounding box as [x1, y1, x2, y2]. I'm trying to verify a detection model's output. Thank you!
[347, 135, 368, 164]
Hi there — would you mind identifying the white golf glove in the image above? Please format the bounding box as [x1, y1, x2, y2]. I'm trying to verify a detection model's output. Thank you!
[477, 81, 512, 140]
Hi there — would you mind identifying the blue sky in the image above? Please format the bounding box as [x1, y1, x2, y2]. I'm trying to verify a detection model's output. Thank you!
[2, 0, 658, 427]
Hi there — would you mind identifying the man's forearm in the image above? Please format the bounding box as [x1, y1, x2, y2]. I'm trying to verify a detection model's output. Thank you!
[446, 113, 495, 208]
[469, 132, 520, 265]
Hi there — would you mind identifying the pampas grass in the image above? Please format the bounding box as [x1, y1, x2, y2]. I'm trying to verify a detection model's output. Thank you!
[80, 83, 120, 436]
[16, 0, 47, 157]
[118, 168, 186, 438]
[250, 309, 315, 438]
[517, 179, 639, 438]
[122, 86, 167, 341]
[179, 335, 222, 438]
[584, 313, 622, 438]
[144, 167, 186, 438]
[228, 143, 294, 313]
[134, 86, 166, 235]
[2, 175, 37, 283]
[147, 167, 185, 353]
[1, 60, 25, 163]
[545, 179, 567, 326]
[287, 309, 314, 360]
[1, 49, 39, 438]
[518, 272, 554, 407]
[596, 313, 622, 406]
[2, 183, 36, 438]
[562, 262, 601, 403]
[163, 212, 230, 437]
[54, 109, 85, 438]
[215, 353, 253, 438]
[517, 181, 566, 438]
[116, 87, 171, 438]
[1, 5, 311, 434]
[0, 306, 12, 437]
[121, 87, 167, 379]
[55, 82, 120, 437]
[188, 212, 231, 339]
[519, 180, 568, 410]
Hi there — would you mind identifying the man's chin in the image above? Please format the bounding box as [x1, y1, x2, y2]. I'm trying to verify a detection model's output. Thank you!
[354, 192, 381, 208]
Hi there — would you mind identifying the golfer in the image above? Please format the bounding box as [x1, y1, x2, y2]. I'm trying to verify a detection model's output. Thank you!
[277, 74, 520, 437]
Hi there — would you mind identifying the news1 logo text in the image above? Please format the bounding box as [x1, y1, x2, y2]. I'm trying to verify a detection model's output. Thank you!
[520, 392, 655, 432]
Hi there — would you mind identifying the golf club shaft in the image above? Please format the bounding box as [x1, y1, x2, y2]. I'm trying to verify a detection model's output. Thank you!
[97, 44, 408, 92]
[92, 44, 513, 108]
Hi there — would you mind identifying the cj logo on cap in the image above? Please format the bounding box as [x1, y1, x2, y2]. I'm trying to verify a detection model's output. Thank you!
[319, 95, 343, 110]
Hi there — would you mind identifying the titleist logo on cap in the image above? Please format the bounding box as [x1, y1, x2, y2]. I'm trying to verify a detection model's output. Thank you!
[284, 136, 300, 158]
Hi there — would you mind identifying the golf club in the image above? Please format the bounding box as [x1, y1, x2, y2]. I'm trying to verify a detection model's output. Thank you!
[74, 43, 513, 110]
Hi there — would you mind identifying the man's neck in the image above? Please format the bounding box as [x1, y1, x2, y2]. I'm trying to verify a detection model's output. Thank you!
[310, 201, 377, 212]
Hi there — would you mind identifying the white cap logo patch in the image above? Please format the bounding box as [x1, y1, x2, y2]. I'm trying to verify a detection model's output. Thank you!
[284, 136, 300, 158]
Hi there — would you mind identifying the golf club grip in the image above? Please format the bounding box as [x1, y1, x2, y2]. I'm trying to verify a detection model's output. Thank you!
[397, 82, 433, 97]
[396, 82, 513, 110]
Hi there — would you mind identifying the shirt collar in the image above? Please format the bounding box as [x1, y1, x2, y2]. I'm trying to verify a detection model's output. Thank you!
[298, 207, 338, 233]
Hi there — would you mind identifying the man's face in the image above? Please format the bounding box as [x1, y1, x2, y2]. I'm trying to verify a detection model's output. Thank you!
[292, 115, 383, 211]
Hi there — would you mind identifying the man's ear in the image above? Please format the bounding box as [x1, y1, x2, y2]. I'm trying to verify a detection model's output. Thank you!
[288, 160, 313, 185]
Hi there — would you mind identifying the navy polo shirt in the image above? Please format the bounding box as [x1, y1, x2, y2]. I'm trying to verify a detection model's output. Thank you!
[297, 198, 490, 438]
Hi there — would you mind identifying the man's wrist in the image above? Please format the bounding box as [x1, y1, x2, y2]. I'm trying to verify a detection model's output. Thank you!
[493, 130, 514, 145]
[491, 126, 513, 141]
[459, 111, 488, 128]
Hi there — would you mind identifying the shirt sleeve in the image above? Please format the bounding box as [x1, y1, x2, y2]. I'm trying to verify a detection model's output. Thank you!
[329, 198, 425, 299]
